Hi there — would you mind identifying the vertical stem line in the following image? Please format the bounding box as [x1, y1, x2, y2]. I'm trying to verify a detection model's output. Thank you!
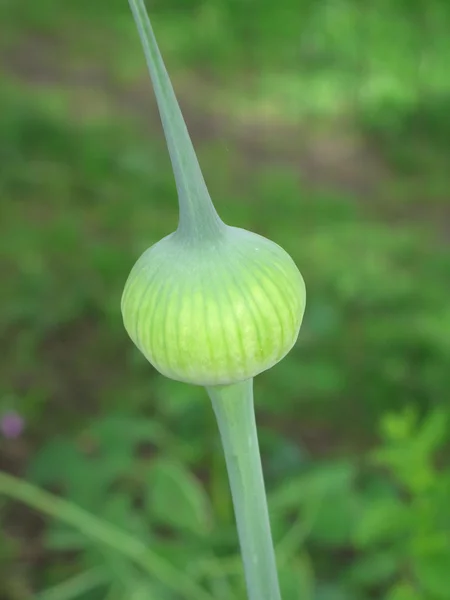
[128, 0, 224, 241]
[207, 379, 282, 600]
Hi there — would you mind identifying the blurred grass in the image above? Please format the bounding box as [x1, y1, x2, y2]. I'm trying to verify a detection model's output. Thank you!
[0, 0, 449, 440]
[1, 0, 450, 598]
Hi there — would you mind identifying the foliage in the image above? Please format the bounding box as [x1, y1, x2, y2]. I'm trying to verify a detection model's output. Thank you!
[2, 408, 449, 599]
[1, 0, 450, 598]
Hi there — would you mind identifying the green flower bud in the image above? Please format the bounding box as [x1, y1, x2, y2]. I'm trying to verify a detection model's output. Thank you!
[122, 1, 306, 386]
[122, 225, 305, 385]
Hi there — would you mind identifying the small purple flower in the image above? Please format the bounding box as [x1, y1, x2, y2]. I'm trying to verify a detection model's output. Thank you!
[0, 411, 24, 439]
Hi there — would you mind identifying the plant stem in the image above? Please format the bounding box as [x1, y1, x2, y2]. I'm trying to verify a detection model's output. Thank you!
[128, 0, 224, 242]
[207, 379, 282, 600]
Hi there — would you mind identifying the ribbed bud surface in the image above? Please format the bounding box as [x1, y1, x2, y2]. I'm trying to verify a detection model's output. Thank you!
[121, 226, 306, 386]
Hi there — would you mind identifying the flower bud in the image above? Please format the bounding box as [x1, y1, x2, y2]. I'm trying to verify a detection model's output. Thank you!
[122, 225, 305, 385]
[122, 1, 306, 385]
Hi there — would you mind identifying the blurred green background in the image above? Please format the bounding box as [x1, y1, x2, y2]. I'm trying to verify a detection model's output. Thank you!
[1, 0, 450, 599]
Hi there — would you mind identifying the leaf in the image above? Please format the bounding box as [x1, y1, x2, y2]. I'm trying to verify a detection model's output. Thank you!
[353, 496, 409, 548]
[380, 409, 417, 442]
[348, 550, 400, 586]
[102, 493, 149, 539]
[88, 415, 166, 451]
[35, 568, 108, 600]
[270, 462, 358, 547]
[270, 461, 356, 513]
[45, 527, 88, 551]
[263, 428, 309, 482]
[128, 583, 159, 600]
[315, 583, 356, 600]
[27, 438, 106, 508]
[413, 547, 450, 599]
[27, 434, 124, 509]
[413, 410, 448, 457]
[147, 458, 212, 536]
[27, 437, 84, 485]
[279, 554, 314, 600]
[308, 489, 360, 546]
[386, 582, 422, 600]
[374, 410, 448, 494]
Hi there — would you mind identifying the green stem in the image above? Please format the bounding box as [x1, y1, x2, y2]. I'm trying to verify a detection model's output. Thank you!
[128, 0, 224, 242]
[0, 471, 213, 600]
[207, 379, 282, 600]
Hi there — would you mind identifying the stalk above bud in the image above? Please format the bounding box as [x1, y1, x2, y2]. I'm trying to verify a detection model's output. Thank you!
[122, 0, 306, 386]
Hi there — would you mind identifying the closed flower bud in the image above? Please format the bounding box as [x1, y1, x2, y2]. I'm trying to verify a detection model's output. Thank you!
[122, 224, 305, 385]
[121, 2, 306, 386]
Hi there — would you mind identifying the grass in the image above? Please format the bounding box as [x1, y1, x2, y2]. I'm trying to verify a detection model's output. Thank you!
[0, 0, 449, 460]
[1, 1, 450, 598]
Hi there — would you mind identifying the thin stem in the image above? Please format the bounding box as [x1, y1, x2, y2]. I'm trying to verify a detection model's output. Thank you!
[0, 471, 214, 600]
[128, 0, 224, 241]
[207, 379, 282, 600]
